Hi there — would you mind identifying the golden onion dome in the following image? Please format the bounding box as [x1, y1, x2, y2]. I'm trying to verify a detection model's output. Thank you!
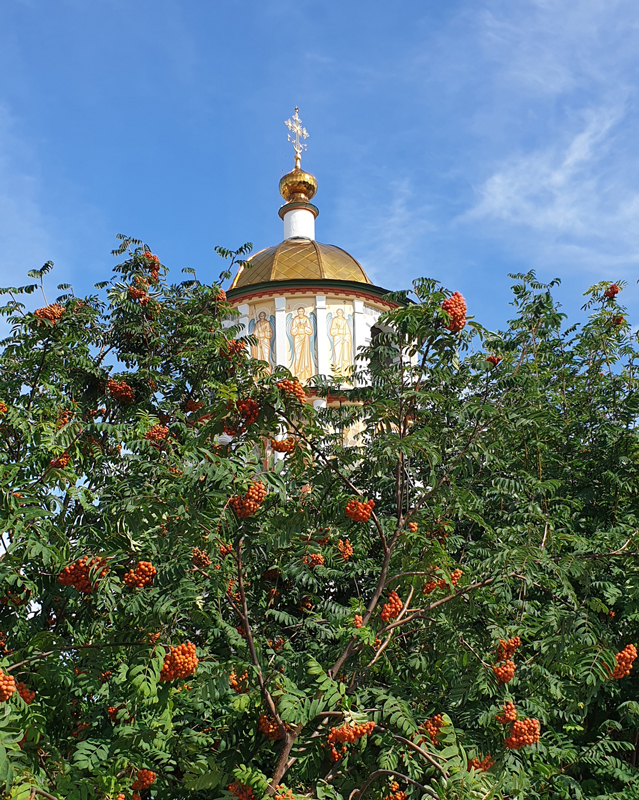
[279, 167, 318, 203]
[230, 239, 371, 290]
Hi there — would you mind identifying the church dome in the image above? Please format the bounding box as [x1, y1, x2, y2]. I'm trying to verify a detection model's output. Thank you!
[230, 238, 371, 290]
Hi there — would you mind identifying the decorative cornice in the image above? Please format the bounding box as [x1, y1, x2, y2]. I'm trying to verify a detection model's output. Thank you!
[227, 278, 399, 309]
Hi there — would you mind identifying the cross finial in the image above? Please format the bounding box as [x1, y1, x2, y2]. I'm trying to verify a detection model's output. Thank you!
[285, 107, 309, 169]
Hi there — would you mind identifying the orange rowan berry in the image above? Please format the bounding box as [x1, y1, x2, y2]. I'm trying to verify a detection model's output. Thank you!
[345, 498, 375, 522]
[0, 402, 7, 415]
[229, 669, 248, 693]
[35, 304, 64, 323]
[144, 424, 169, 443]
[610, 644, 637, 679]
[504, 718, 540, 749]
[127, 285, 149, 305]
[107, 379, 135, 404]
[49, 452, 71, 469]
[0, 671, 16, 702]
[229, 782, 254, 800]
[354, 615, 363, 628]
[380, 590, 403, 622]
[99, 670, 112, 683]
[337, 539, 353, 561]
[327, 721, 375, 761]
[192, 547, 211, 569]
[486, 355, 502, 366]
[230, 481, 267, 518]
[468, 753, 495, 772]
[604, 283, 620, 299]
[274, 788, 295, 800]
[385, 780, 407, 800]
[408, 522, 418, 532]
[258, 713, 282, 740]
[236, 398, 259, 426]
[303, 553, 324, 569]
[16, 682, 35, 705]
[496, 636, 521, 661]
[277, 379, 306, 404]
[441, 292, 467, 332]
[59, 556, 108, 594]
[183, 398, 203, 413]
[495, 701, 517, 725]
[493, 660, 516, 684]
[424, 714, 444, 744]
[124, 561, 157, 589]
[270, 437, 296, 453]
[131, 769, 157, 790]
[159, 642, 198, 682]
[222, 339, 246, 360]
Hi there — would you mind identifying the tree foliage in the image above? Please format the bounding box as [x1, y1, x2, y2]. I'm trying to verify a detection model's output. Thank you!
[0, 244, 637, 800]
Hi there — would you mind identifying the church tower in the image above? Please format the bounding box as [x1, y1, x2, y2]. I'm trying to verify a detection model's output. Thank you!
[227, 109, 396, 396]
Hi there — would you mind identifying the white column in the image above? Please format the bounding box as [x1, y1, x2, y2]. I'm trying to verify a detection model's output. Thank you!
[283, 207, 315, 240]
[237, 303, 249, 337]
[315, 295, 328, 376]
[353, 299, 367, 387]
[274, 297, 287, 368]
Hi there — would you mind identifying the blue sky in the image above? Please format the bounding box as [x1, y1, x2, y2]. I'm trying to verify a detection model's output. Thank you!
[1, 0, 639, 332]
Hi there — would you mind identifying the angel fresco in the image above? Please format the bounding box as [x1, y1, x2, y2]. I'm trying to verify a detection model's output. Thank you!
[248, 311, 275, 371]
[328, 308, 353, 375]
[286, 307, 316, 384]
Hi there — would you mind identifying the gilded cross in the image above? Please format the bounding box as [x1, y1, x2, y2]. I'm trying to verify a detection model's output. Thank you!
[285, 107, 309, 168]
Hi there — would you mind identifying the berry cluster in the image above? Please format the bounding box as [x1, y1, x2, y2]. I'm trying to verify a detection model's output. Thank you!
[345, 498, 375, 522]
[142, 251, 161, 283]
[303, 553, 324, 569]
[354, 615, 363, 628]
[183, 398, 203, 413]
[441, 292, 467, 332]
[107, 379, 135, 404]
[262, 567, 281, 580]
[610, 644, 637, 679]
[493, 636, 521, 684]
[425, 714, 444, 744]
[145, 424, 169, 443]
[128, 285, 149, 306]
[229, 669, 248, 693]
[219, 542, 234, 558]
[124, 561, 156, 589]
[230, 481, 267, 518]
[16, 682, 35, 705]
[496, 636, 521, 660]
[59, 556, 108, 594]
[270, 437, 296, 453]
[337, 539, 353, 561]
[468, 753, 495, 772]
[222, 340, 246, 359]
[277, 379, 306, 404]
[495, 701, 517, 725]
[486, 355, 502, 367]
[35, 304, 65, 323]
[99, 671, 112, 683]
[258, 714, 282, 741]
[0, 401, 7, 415]
[604, 283, 620, 299]
[229, 782, 254, 800]
[237, 398, 259, 425]
[385, 782, 407, 800]
[612, 315, 625, 326]
[192, 548, 211, 569]
[0, 671, 16, 702]
[380, 590, 403, 622]
[49, 452, 71, 469]
[131, 769, 157, 791]
[504, 718, 540, 750]
[327, 721, 375, 761]
[274, 788, 295, 800]
[159, 642, 198, 682]
[408, 522, 418, 532]
[423, 568, 462, 595]
[493, 660, 516, 684]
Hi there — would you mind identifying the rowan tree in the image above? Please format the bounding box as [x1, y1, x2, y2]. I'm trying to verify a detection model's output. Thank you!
[0, 240, 637, 800]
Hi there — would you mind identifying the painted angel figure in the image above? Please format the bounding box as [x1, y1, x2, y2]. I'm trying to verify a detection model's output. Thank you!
[329, 308, 352, 375]
[290, 307, 314, 383]
[252, 311, 274, 371]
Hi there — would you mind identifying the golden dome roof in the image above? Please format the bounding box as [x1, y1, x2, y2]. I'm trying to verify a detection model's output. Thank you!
[230, 239, 371, 290]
